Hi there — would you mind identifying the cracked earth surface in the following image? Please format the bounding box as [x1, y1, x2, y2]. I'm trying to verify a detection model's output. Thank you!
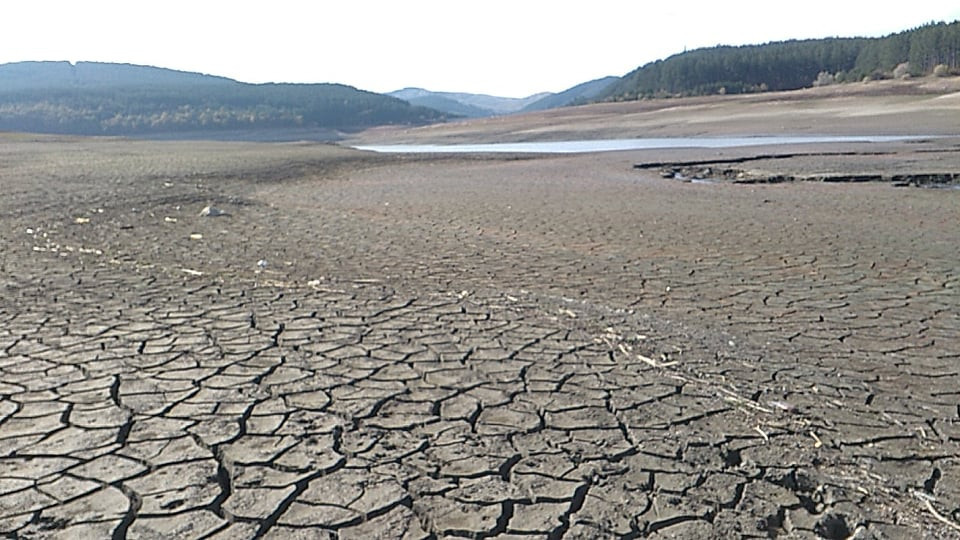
[1, 136, 959, 538]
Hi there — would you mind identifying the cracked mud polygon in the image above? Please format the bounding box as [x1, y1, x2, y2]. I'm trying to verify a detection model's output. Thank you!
[1, 135, 959, 538]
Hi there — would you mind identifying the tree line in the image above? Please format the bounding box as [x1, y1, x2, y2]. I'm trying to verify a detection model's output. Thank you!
[600, 20, 960, 101]
[0, 63, 450, 136]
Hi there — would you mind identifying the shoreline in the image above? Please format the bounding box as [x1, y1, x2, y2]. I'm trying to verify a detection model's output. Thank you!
[350, 77, 960, 145]
[350, 134, 940, 154]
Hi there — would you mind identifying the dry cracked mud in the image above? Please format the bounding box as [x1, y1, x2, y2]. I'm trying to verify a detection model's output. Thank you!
[1, 135, 959, 539]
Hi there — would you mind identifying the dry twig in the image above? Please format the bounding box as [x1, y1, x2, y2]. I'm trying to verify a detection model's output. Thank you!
[718, 388, 774, 414]
[912, 491, 960, 533]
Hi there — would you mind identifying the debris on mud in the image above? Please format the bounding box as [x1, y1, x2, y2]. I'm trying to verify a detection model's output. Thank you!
[649, 164, 960, 186]
[636, 147, 960, 187]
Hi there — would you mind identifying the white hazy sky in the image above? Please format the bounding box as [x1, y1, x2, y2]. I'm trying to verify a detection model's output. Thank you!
[4, 1, 960, 97]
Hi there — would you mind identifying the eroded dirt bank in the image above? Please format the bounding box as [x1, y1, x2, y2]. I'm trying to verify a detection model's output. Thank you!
[1, 135, 959, 538]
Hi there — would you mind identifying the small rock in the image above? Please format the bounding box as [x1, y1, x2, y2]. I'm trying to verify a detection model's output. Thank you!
[199, 205, 228, 217]
[814, 513, 850, 539]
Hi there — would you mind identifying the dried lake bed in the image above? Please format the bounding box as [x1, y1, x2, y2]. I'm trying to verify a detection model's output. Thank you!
[1, 130, 959, 538]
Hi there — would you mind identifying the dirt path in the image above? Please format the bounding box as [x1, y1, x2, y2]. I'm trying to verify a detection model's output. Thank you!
[1, 135, 959, 538]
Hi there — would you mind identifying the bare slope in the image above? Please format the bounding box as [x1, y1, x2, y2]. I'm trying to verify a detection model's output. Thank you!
[353, 77, 960, 144]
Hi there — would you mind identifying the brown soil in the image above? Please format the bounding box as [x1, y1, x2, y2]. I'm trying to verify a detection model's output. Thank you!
[1, 87, 959, 539]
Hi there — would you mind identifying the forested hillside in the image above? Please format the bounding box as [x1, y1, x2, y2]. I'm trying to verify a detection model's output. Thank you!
[602, 20, 960, 100]
[0, 62, 450, 137]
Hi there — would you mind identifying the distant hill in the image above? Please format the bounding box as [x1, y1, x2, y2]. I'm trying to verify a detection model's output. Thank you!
[521, 77, 620, 112]
[448, 91, 551, 115]
[0, 62, 450, 138]
[389, 90, 493, 118]
[600, 20, 960, 100]
[389, 88, 551, 117]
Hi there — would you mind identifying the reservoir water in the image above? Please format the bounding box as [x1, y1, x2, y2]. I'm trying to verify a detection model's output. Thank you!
[353, 135, 925, 154]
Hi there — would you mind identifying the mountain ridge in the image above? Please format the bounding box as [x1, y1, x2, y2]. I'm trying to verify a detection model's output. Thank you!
[388, 88, 551, 117]
[388, 79, 620, 118]
[0, 61, 236, 90]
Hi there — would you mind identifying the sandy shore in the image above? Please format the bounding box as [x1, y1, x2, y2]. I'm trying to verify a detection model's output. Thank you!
[1, 96, 959, 539]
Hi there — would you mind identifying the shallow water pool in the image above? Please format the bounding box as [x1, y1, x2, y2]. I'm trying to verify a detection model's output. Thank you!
[353, 135, 926, 154]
